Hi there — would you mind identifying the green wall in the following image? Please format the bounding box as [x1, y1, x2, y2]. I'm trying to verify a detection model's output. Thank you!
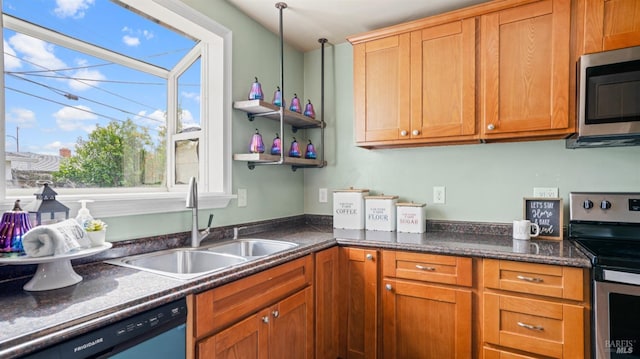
[302, 43, 640, 223]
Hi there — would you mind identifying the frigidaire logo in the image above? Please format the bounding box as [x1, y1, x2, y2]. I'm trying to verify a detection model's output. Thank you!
[74, 337, 104, 352]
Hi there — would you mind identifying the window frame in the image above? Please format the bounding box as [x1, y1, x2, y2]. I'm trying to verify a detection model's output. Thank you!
[0, 0, 234, 217]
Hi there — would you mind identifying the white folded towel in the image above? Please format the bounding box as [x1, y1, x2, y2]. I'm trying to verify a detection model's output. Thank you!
[23, 219, 91, 257]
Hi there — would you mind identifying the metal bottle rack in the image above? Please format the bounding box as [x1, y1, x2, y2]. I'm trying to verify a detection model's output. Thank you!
[232, 2, 327, 171]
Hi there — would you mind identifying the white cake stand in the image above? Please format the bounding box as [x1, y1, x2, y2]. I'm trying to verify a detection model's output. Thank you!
[0, 243, 112, 291]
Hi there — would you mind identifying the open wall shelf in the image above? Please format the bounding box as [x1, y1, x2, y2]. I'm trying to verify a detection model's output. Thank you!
[233, 100, 324, 130]
[232, 3, 327, 171]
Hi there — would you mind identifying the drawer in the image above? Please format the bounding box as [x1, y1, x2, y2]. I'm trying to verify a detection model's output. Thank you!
[382, 250, 472, 286]
[484, 293, 585, 358]
[484, 259, 584, 301]
[484, 346, 540, 358]
[194, 255, 312, 339]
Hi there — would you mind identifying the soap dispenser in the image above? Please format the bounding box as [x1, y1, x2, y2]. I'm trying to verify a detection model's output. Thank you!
[75, 200, 95, 229]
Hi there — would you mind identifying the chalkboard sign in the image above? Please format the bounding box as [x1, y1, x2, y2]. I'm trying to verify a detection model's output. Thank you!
[523, 198, 564, 240]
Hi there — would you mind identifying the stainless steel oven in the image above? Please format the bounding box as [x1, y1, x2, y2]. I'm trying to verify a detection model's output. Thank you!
[569, 192, 640, 358]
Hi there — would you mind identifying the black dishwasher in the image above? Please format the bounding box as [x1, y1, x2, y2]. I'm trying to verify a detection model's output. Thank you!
[22, 298, 187, 359]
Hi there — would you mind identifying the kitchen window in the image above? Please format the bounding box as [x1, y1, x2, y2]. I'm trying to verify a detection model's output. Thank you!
[0, 0, 233, 215]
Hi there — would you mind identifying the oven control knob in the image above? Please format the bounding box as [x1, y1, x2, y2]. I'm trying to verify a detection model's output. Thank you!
[583, 200, 594, 209]
[600, 200, 612, 210]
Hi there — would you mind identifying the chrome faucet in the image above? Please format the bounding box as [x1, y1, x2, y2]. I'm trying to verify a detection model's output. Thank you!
[186, 176, 212, 247]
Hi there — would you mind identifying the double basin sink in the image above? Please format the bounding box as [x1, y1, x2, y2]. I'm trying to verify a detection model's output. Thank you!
[106, 239, 298, 280]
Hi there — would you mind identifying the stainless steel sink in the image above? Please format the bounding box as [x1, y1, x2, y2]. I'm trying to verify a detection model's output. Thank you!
[106, 248, 247, 280]
[207, 239, 298, 258]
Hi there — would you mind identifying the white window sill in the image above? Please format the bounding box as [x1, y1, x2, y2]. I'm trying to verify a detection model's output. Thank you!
[4, 192, 236, 219]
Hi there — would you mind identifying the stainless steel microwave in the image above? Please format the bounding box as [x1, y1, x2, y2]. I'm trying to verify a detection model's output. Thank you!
[567, 45, 640, 148]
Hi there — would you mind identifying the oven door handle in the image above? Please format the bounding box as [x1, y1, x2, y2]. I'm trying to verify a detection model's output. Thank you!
[516, 275, 544, 283]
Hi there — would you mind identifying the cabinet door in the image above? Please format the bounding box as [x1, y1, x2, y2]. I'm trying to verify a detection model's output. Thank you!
[339, 247, 379, 359]
[196, 310, 268, 359]
[382, 278, 472, 358]
[315, 247, 340, 359]
[410, 19, 477, 141]
[270, 287, 314, 359]
[480, 0, 571, 138]
[580, 0, 640, 53]
[353, 34, 411, 144]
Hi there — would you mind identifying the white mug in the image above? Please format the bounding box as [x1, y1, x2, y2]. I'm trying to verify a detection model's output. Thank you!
[513, 220, 540, 240]
[512, 238, 540, 254]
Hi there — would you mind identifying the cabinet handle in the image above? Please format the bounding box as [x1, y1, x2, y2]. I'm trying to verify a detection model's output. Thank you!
[517, 321, 544, 331]
[365, 253, 374, 261]
[517, 275, 543, 283]
[385, 283, 393, 291]
[487, 124, 495, 130]
[400, 130, 408, 136]
[412, 129, 420, 136]
[262, 316, 269, 324]
[416, 264, 435, 271]
[272, 310, 279, 318]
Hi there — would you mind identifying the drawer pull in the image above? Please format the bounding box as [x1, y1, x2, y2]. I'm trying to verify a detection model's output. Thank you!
[385, 283, 393, 291]
[416, 264, 435, 271]
[517, 321, 544, 331]
[517, 275, 543, 283]
[272, 310, 279, 318]
[262, 316, 269, 324]
[366, 253, 374, 261]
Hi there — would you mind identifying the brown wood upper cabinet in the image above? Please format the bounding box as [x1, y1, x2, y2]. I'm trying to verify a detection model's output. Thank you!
[349, 0, 574, 148]
[576, 0, 640, 54]
[479, 0, 571, 139]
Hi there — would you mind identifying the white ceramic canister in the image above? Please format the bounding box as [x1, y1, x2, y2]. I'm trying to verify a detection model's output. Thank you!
[333, 188, 369, 229]
[365, 195, 399, 231]
[396, 202, 426, 233]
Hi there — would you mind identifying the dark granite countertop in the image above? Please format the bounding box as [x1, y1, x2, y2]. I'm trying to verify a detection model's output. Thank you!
[0, 221, 590, 358]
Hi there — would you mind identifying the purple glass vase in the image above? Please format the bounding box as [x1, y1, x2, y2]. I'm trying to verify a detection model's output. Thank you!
[0, 200, 31, 253]
[289, 137, 301, 157]
[305, 140, 317, 159]
[289, 94, 301, 113]
[271, 133, 282, 155]
[248, 77, 264, 100]
[249, 129, 265, 153]
[272, 86, 284, 107]
[303, 100, 316, 119]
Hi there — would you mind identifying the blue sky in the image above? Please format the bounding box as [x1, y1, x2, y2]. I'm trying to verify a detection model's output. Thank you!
[3, 0, 200, 155]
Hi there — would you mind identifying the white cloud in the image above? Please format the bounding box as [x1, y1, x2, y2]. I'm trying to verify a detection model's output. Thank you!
[181, 91, 201, 103]
[68, 67, 106, 91]
[8, 33, 67, 72]
[180, 109, 197, 129]
[122, 27, 154, 46]
[53, 105, 98, 132]
[3, 40, 22, 70]
[122, 35, 140, 47]
[136, 109, 166, 130]
[54, 0, 95, 19]
[6, 108, 36, 127]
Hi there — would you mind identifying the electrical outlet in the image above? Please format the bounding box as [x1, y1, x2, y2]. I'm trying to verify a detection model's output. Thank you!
[319, 188, 328, 203]
[533, 187, 559, 198]
[433, 186, 446, 204]
[238, 188, 247, 207]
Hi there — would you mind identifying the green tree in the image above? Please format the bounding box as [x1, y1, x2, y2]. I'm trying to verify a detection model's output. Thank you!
[54, 119, 153, 187]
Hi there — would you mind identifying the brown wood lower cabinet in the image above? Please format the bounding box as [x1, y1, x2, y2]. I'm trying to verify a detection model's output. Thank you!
[482, 259, 590, 358]
[197, 287, 313, 359]
[382, 278, 472, 358]
[339, 247, 379, 359]
[381, 250, 474, 359]
[191, 256, 313, 359]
